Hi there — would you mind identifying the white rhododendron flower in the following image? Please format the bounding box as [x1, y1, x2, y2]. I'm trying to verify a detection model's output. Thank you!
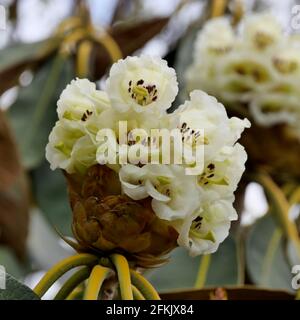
[46, 120, 88, 173]
[106, 55, 178, 114]
[242, 13, 282, 49]
[46, 55, 249, 257]
[197, 143, 248, 197]
[186, 12, 300, 139]
[120, 164, 200, 221]
[173, 199, 237, 256]
[194, 17, 235, 56]
[173, 90, 250, 162]
[57, 78, 110, 121]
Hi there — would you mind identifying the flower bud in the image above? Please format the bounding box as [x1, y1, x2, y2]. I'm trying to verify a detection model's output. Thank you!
[65, 164, 178, 267]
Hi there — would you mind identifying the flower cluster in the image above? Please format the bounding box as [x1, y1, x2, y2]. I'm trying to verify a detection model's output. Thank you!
[186, 13, 300, 137]
[46, 55, 249, 257]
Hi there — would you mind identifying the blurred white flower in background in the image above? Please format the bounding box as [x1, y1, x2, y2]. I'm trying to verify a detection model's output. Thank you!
[186, 12, 300, 139]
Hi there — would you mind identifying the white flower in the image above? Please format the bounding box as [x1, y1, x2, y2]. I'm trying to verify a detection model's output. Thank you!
[95, 107, 169, 167]
[106, 55, 178, 114]
[172, 198, 237, 256]
[197, 143, 248, 198]
[71, 134, 97, 174]
[242, 13, 282, 49]
[194, 17, 235, 57]
[57, 78, 110, 121]
[119, 164, 200, 221]
[173, 90, 250, 162]
[272, 44, 300, 75]
[46, 120, 96, 174]
[249, 92, 299, 126]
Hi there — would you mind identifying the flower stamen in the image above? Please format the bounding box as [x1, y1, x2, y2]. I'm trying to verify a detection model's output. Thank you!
[128, 79, 158, 106]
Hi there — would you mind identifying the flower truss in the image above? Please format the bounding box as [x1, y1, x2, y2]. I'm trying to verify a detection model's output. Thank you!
[186, 12, 300, 138]
[46, 54, 250, 258]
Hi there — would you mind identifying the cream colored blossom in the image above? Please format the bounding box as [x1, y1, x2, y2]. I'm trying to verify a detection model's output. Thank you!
[106, 55, 178, 114]
[57, 78, 110, 122]
[172, 198, 237, 256]
[242, 13, 282, 50]
[46, 120, 96, 173]
[119, 164, 200, 221]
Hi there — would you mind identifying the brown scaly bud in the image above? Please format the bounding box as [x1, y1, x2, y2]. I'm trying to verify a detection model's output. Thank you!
[64, 165, 178, 268]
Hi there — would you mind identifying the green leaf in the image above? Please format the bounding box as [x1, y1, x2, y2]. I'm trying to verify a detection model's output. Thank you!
[8, 55, 74, 169]
[0, 273, 39, 300]
[31, 162, 72, 236]
[246, 214, 293, 292]
[0, 40, 50, 73]
[147, 235, 239, 292]
[0, 38, 59, 95]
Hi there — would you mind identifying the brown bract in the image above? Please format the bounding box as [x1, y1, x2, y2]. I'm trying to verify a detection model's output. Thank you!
[0, 110, 29, 259]
[65, 165, 178, 268]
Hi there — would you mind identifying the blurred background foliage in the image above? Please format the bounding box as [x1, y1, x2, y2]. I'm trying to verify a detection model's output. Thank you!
[0, 0, 300, 300]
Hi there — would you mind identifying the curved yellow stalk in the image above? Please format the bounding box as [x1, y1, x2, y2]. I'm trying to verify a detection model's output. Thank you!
[110, 254, 133, 300]
[66, 286, 84, 300]
[92, 29, 122, 62]
[76, 40, 93, 77]
[60, 28, 87, 55]
[254, 172, 300, 300]
[130, 269, 160, 300]
[254, 173, 300, 256]
[132, 285, 145, 300]
[231, 0, 244, 26]
[289, 186, 300, 206]
[34, 253, 98, 298]
[54, 266, 91, 300]
[84, 265, 111, 300]
[55, 16, 83, 36]
[211, 0, 228, 18]
[195, 254, 211, 288]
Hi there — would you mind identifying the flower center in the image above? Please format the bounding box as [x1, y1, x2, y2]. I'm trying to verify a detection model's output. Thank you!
[273, 57, 298, 74]
[254, 32, 275, 49]
[54, 142, 71, 156]
[180, 122, 208, 147]
[128, 79, 158, 106]
[198, 163, 229, 186]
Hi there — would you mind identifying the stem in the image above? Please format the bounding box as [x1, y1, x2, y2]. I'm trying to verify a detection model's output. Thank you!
[110, 254, 133, 300]
[254, 172, 300, 256]
[195, 254, 211, 288]
[76, 40, 93, 78]
[132, 285, 145, 300]
[66, 286, 84, 300]
[92, 29, 123, 62]
[254, 172, 300, 300]
[130, 269, 160, 300]
[289, 186, 300, 205]
[84, 265, 112, 300]
[33, 254, 98, 298]
[211, 0, 228, 18]
[54, 266, 91, 300]
[231, 0, 244, 26]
